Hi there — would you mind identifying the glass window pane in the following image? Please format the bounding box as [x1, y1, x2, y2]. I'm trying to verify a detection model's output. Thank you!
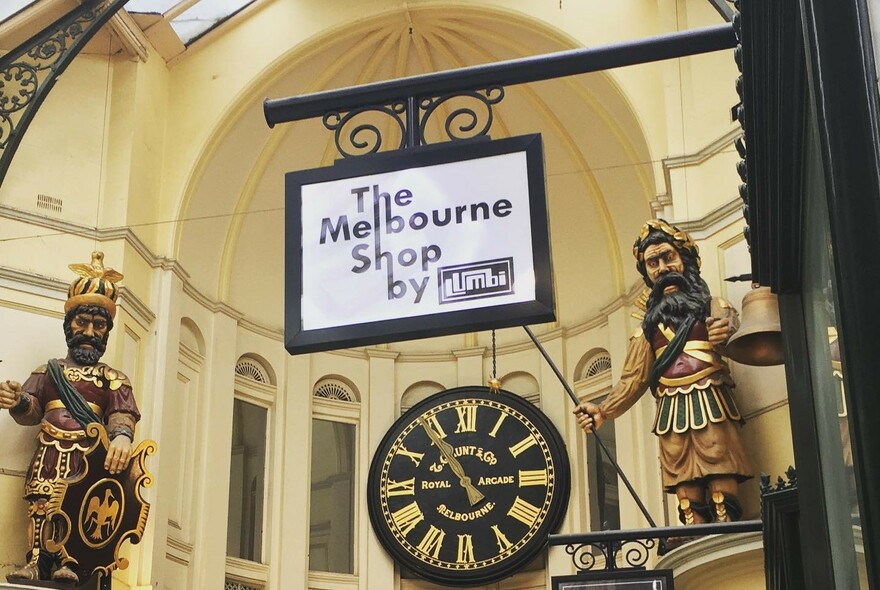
[170, 0, 256, 44]
[309, 419, 355, 573]
[801, 97, 867, 587]
[124, 0, 181, 14]
[226, 399, 268, 562]
[0, 0, 38, 25]
[586, 398, 619, 531]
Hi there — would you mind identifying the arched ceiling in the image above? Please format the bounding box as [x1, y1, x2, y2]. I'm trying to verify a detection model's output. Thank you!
[176, 5, 656, 352]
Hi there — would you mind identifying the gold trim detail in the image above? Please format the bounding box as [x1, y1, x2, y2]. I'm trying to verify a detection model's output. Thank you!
[45, 400, 103, 418]
[40, 422, 88, 441]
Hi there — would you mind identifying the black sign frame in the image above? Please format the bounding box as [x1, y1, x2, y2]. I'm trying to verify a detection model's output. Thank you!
[552, 570, 675, 590]
[284, 134, 554, 354]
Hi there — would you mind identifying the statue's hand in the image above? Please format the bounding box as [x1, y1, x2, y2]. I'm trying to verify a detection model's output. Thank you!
[706, 316, 732, 346]
[573, 402, 605, 433]
[105, 435, 132, 475]
[0, 380, 22, 410]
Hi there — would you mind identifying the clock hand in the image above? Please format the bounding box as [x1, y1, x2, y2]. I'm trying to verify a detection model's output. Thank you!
[418, 418, 485, 506]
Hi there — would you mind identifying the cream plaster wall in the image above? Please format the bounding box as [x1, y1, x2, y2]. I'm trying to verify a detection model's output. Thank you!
[0, 1, 793, 588]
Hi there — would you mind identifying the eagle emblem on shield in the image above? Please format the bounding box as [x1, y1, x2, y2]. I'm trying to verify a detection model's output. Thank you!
[46, 423, 156, 584]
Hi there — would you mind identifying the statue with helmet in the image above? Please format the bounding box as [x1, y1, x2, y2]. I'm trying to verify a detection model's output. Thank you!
[574, 220, 753, 526]
[0, 252, 154, 586]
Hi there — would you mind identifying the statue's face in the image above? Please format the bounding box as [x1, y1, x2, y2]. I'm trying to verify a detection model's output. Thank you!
[642, 242, 684, 289]
[71, 312, 108, 346]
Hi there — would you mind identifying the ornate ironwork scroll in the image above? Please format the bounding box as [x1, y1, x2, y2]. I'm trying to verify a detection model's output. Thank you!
[0, 0, 131, 187]
[319, 86, 505, 158]
[418, 85, 504, 145]
[564, 538, 656, 572]
[550, 519, 763, 573]
[322, 101, 407, 158]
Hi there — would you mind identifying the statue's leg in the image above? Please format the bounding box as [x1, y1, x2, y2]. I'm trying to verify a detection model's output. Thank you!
[675, 482, 712, 525]
[49, 514, 78, 583]
[708, 476, 742, 522]
[7, 497, 48, 581]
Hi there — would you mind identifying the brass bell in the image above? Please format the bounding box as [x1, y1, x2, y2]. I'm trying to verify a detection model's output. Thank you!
[725, 286, 784, 366]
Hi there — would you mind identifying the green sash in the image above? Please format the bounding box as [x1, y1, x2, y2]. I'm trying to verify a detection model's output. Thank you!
[648, 315, 698, 396]
[47, 358, 102, 429]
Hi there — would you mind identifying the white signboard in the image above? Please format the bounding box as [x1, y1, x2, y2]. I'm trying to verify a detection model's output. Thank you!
[285, 134, 554, 354]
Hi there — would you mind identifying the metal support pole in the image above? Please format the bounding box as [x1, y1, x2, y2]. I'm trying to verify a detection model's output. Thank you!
[405, 95, 419, 149]
[0, 0, 133, 187]
[523, 326, 659, 529]
[264, 24, 735, 127]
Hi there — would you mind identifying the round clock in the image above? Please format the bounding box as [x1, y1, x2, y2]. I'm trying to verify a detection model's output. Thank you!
[367, 386, 571, 586]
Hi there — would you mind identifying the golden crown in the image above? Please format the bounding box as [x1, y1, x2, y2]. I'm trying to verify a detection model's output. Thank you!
[65, 251, 123, 319]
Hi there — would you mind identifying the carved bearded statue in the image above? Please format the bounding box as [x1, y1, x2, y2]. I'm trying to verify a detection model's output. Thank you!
[574, 220, 753, 525]
[0, 252, 140, 584]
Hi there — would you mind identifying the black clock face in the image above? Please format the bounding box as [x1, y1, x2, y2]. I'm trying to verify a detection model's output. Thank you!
[367, 386, 570, 586]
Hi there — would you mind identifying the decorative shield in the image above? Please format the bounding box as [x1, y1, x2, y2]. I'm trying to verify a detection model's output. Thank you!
[45, 423, 156, 585]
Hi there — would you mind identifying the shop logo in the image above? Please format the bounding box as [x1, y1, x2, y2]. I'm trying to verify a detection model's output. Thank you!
[438, 258, 515, 304]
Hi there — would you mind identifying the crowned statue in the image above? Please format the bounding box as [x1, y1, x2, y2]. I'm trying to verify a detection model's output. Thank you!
[0, 252, 154, 586]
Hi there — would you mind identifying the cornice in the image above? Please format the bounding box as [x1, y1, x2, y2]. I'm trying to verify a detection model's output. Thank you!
[452, 347, 486, 359]
[663, 126, 742, 170]
[178, 342, 205, 367]
[394, 351, 457, 363]
[118, 285, 156, 330]
[366, 348, 401, 360]
[676, 198, 743, 240]
[238, 316, 283, 340]
[653, 126, 742, 215]
[0, 265, 66, 302]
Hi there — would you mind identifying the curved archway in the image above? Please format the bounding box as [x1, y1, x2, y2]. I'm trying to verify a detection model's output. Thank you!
[175, 4, 656, 351]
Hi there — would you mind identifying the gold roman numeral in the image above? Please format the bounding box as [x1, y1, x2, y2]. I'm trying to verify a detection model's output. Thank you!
[508, 496, 541, 527]
[426, 415, 447, 439]
[489, 412, 507, 438]
[391, 502, 424, 535]
[456, 534, 475, 563]
[518, 469, 548, 487]
[386, 478, 415, 497]
[396, 445, 424, 466]
[454, 405, 477, 433]
[491, 524, 513, 553]
[416, 525, 445, 558]
[509, 434, 538, 457]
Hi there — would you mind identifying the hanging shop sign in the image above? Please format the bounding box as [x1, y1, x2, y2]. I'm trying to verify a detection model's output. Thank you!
[285, 134, 554, 354]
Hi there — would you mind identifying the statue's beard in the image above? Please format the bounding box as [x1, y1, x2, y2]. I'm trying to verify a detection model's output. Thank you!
[66, 334, 106, 366]
[643, 269, 711, 339]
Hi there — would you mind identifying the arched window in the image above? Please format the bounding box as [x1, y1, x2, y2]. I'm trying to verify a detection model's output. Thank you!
[576, 349, 612, 381]
[574, 349, 618, 531]
[314, 378, 357, 402]
[309, 375, 360, 577]
[227, 354, 274, 569]
[500, 371, 541, 407]
[400, 380, 445, 414]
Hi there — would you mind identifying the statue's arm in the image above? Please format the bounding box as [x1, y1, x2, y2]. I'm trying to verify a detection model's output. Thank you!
[708, 297, 740, 351]
[1, 376, 44, 425]
[106, 410, 137, 441]
[103, 383, 140, 474]
[599, 332, 653, 420]
[574, 333, 652, 433]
